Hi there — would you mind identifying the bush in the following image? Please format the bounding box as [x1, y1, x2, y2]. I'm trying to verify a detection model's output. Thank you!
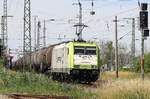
[0, 68, 95, 98]
[0, 64, 95, 98]
[133, 53, 150, 73]
[0, 58, 96, 98]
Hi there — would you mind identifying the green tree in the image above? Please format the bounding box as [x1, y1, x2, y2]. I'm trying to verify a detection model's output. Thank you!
[133, 53, 150, 73]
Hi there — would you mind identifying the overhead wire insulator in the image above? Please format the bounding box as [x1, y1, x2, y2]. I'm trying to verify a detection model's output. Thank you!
[90, 0, 95, 15]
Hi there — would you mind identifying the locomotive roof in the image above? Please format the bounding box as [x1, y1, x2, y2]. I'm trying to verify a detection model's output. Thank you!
[47, 40, 96, 46]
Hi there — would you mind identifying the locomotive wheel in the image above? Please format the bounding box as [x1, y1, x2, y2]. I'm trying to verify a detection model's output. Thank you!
[63, 73, 68, 82]
[52, 73, 56, 80]
[58, 73, 62, 82]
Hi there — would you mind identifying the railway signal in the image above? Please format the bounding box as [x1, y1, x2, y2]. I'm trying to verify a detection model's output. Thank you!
[140, 11, 148, 29]
[143, 29, 149, 37]
[139, 3, 149, 80]
[140, 3, 149, 32]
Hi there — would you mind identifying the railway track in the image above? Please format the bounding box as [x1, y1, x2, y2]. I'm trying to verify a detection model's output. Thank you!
[80, 79, 107, 87]
[8, 94, 71, 99]
[78, 80, 108, 93]
[0, 80, 104, 99]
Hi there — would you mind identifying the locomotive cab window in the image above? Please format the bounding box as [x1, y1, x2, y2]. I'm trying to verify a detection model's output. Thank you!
[74, 46, 96, 55]
[85, 47, 96, 55]
[74, 46, 84, 55]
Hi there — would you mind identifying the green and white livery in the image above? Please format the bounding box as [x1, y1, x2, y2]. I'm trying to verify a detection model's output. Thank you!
[51, 41, 100, 82]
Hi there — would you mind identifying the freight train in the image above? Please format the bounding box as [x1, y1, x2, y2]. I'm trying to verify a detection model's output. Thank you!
[13, 41, 101, 82]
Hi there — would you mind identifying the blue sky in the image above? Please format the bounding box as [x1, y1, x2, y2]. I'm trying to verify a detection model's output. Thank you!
[0, 0, 150, 58]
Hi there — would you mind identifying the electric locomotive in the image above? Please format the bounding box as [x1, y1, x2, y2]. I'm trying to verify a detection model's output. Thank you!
[13, 41, 101, 82]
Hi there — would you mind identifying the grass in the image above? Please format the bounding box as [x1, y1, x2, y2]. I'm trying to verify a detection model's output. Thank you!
[97, 71, 150, 99]
[101, 71, 140, 80]
[3, 56, 150, 99]
[0, 59, 95, 98]
[97, 79, 150, 99]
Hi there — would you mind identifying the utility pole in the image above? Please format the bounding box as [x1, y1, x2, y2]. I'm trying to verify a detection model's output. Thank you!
[2, 0, 7, 49]
[1, 16, 13, 49]
[124, 18, 135, 66]
[109, 42, 113, 71]
[23, 0, 31, 71]
[37, 21, 41, 49]
[33, 16, 38, 51]
[78, 1, 82, 41]
[42, 19, 55, 47]
[1, 0, 12, 49]
[141, 28, 145, 80]
[131, 18, 135, 62]
[113, 16, 119, 78]
[1, 0, 13, 68]
[43, 20, 46, 47]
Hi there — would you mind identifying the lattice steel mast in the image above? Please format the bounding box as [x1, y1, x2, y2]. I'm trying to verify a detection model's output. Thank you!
[23, 0, 31, 69]
[73, 0, 88, 41]
[2, 0, 8, 48]
[23, 0, 31, 55]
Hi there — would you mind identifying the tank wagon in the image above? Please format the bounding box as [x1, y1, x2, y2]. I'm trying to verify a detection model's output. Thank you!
[14, 41, 101, 82]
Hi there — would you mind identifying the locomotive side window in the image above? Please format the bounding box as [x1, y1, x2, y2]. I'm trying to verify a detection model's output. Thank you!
[85, 47, 96, 55]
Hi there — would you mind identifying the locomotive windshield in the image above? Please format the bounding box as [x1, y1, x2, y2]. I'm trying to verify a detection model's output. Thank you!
[85, 47, 96, 55]
[74, 46, 96, 55]
[74, 46, 85, 55]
